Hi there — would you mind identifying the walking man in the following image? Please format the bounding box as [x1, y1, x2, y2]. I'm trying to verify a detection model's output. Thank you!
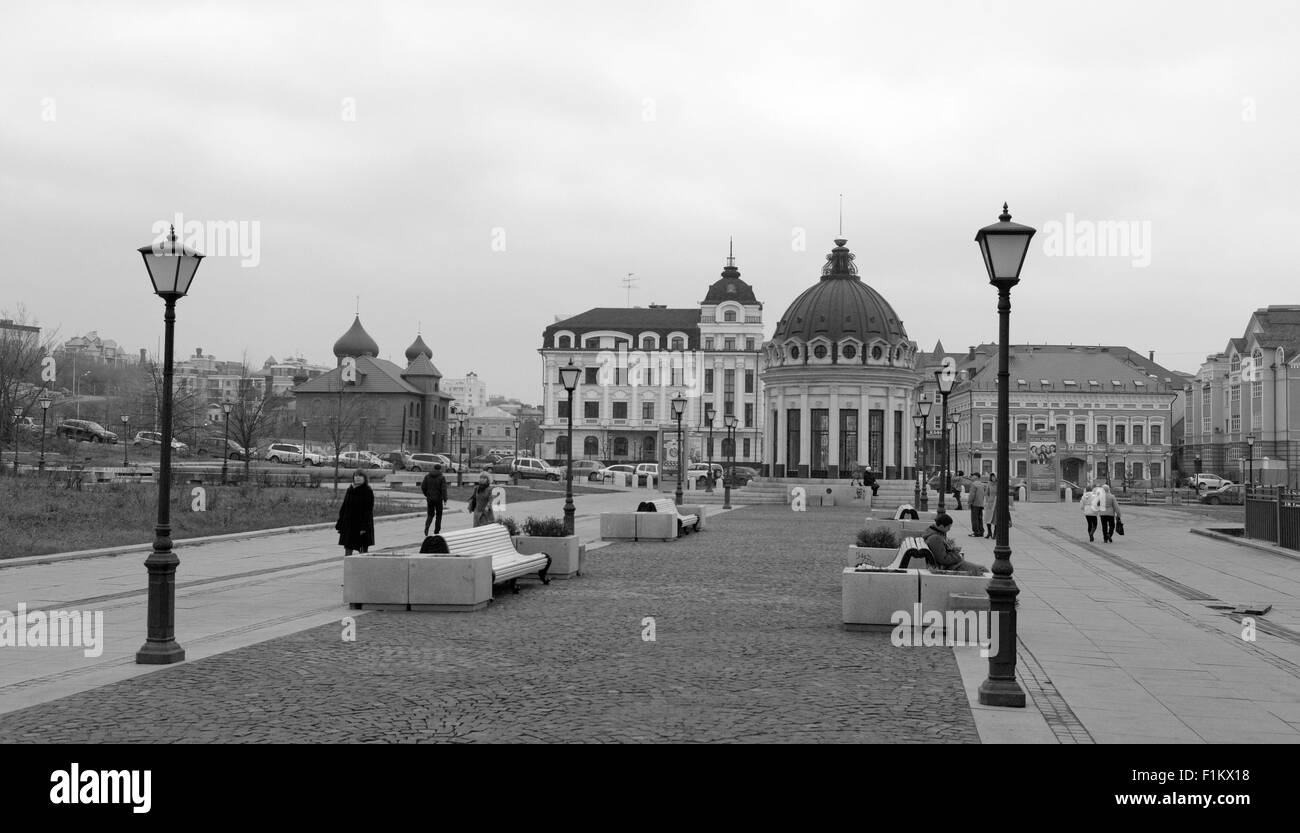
[421, 463, 448, 536]
[968, 472, 987, 537]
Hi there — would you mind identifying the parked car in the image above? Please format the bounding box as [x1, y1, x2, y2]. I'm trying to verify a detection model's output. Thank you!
[379, 450, 413, 470]
[56, 419, 118, 444]
[337, 451, 392, 470]
[635, 463, 660, 478]
[132, 431, 190, 454]
[1192, 473, 1233, 491]
[512, 456, 563, 481]
[13, 416, 42, 437]
[408, 452, 457, 472]
[593, 463, 636, 482]
[565, 460, 604, 480]
[265, 442, 323, 466]
[1200, 483, 1244, 505]
[727, 465, 758, 487]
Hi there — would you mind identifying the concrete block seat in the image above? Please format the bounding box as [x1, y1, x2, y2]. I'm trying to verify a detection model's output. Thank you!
[429, 524, 551, 594]
[843, 535, 990, 627]
[599, 497, 703, 542]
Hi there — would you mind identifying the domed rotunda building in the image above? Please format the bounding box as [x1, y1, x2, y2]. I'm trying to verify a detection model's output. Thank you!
[761, 238, 920, 479]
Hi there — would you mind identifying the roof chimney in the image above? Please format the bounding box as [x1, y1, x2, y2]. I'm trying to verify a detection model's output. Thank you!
[968, 346, 976, 360]
[1149, 350, 1154, 362]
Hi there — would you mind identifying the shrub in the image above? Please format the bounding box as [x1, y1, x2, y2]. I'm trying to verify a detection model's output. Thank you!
[497, 517, 520, 536]
[855, 527, 899, 549]
[521, 516, 569, 537]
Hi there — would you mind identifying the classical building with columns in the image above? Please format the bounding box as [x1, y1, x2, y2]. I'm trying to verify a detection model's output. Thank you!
[761, 237, 920, 479]
[537, 246, 765, 466]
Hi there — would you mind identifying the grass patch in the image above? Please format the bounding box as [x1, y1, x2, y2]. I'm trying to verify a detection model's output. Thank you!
[0, 477, 411, 558]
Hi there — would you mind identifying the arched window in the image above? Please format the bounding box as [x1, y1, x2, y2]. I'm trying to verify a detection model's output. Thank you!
[584, 436, 599, 456]
[671, 337, 685, 350]
[724, 310, 737, 322]
[642, 337, 655, 351]
[871, 345, 882, 360]
[556, 435, 569, 455]
[642, 436, 656, 458]
[614, 437, 628, 456]
[722, 437, 735, 456]
[558, 335, 571, 349]
[789, 346, 800, 359]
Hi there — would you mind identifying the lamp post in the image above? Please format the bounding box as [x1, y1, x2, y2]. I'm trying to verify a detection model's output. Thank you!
[671, 394, 687, 506]
[121, 414, 130, 466]
[705, 404, 716, 493]
[301, 420, 308, 469]
[456, 409, 466, 488]
[10, 407, 21, 473]
[135, 223, 204, 665]
[219, 403, 231, 483]
[559, 359, 581, 534]
[723, 413, 737, 509]
[975, 201, 1035, 707]
[950, 414, 961, 493]
[916, 395, 932, 511]
[513, 419, 521, 460]
[39, 394, 51, 471]
[912, 414, 923, 508]
[935, 371, 955, 511]
[1247, 434, 1255, 490]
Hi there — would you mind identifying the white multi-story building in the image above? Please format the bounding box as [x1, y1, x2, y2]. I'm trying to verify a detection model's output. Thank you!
[444, 371, 488, 412]
[537, 246, 766, 466]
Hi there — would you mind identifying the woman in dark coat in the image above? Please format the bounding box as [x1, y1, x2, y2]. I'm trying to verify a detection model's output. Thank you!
[468, 471, 495, 527]
[337, 471, 375, 554]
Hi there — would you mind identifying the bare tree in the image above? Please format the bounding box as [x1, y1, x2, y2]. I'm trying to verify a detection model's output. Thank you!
[1, 307, 60, 440]
[227, 376, 290, 480]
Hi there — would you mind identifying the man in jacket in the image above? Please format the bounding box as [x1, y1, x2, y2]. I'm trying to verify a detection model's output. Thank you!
[922, 514, 989, 576]
[968, 472, 987, 537]
[421, 463, 448, 536]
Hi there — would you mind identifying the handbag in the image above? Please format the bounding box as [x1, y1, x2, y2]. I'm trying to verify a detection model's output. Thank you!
[1116, 518, 1125, 536]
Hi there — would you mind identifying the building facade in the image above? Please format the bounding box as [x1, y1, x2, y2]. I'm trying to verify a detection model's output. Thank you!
[292, 318, 453, 453]
[537, 247, 765, 467]
[1183, 305, 1300, 487]
[443, 371, 488, 412]
[760, 237, 920, 479]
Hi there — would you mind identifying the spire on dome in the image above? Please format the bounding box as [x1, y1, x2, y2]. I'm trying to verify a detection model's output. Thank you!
[332, 315, 380, 359]
[821, 238, 859, 280]
[721, 238, 741, 280]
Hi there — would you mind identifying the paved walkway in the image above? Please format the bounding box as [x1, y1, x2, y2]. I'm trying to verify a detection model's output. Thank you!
[1, 489, 1297, 742]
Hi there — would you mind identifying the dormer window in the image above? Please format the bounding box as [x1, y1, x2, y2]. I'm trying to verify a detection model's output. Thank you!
[557, 335, 572, 349]
[724, 310, 737, 322]
[1088, 380, 1100, 387]
[1063, 380, 1078, 387]
[1039, 379, 1050, 387]
[1134, 380, 1145, 387]
[813, 345, 828, 359]
[1016, 379, 1027, 386]
[1111, 380, 1123, 387]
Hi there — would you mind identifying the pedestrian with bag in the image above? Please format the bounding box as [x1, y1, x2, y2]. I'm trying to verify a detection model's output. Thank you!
[984, 473, 999, 539]
[467, 471, 496, 527]
[1081, 484, 1101, 541]
[1097, 483, 1121, 543]
[968, 472, 987, 537]
[336, 470, 375, 555]
[420, 463, 448, 536]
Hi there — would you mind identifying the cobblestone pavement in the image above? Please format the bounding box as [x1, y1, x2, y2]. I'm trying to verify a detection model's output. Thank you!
[0, 506, 979, 743]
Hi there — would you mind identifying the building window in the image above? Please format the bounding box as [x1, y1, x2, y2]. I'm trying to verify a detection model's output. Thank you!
[613, 401, 628, 419]
[1132, 424, 1143, 445]
[840, 409, 858, 471]
[1075, 424, 1085, 443]
[583, 436, 599, 456]
[790, 346, 800, 359]
[982, 422, 994, 443]
[614, 437, 628, 456]
[745, 370, 754, 393]
[585, 338, 600, 349]
[745, 402, 754, 428]
[1058, 423, 1068, 445]
[1229, 384, 1240, 434]
[584, 401, 599, 419]
[1201, 387, 1211, 434]
[1151, 424, 1162, 445]
[1115, 424, 1126, 445]
[742, 437, 751, 458]
[724, 369, 735, 416]
[813, 344, 827, 359]
[671, 337, 684, 350]
[556, 435, 569, 455]
[585, 367, 598, 385]
[557, 336, 571, 348]
[871, 345, 882, 360]
[705, 369, 714, 394]
[705, 338, 714, 350]
[1016, 459, 1027, 477]
[787, 409, 802, 468]
[1151, 462, 1162, 481]
[724, 310, 737, 322]
[842, 345, 856, 360]
[1130, 462, 1143, 480]
[642, 337, 654, 350]
[1016, 423, 1027, 442]
[642, 402, 654, 421]
[725, 337, 736, 351]
[1096, 424, 1108, 444]
[746, 337, 755, 351]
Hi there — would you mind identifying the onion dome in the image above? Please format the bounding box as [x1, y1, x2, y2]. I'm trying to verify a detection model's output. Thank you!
[405, 333, 433, 362]
[332, 315, 380, 358]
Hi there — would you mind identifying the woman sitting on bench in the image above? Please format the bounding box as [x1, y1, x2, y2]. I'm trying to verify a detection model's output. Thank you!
[922, 514, 990, 576]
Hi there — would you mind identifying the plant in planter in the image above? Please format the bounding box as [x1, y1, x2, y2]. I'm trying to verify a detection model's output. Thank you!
[850, 526, 901, 568]
[497, 516, 520, 536]
[512, 515, 581, 578]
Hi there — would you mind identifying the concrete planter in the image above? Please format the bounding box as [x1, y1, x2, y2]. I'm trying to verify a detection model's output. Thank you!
[409, 554, 493, 610]
[343, 555, 409, 610]
[842, 568, 920, 628]
[513, 535, 582, 579]
[848, 545, 897, 568]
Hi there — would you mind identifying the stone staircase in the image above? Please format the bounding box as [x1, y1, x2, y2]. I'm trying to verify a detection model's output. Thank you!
[676, 477, 942, 507]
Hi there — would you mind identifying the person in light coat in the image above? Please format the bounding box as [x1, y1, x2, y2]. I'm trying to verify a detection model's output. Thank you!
[1080, 485, 1100, 542]
[1096, 483, 1121, 543]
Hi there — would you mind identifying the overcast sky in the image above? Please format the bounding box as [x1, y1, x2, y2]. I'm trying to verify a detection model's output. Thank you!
[3, 0, 1298, 400]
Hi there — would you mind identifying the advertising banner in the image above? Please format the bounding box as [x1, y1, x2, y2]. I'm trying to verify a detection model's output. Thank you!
[1026, 431, 1061, 503]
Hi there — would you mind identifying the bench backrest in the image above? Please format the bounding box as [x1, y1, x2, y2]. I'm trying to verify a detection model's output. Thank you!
[892, 536, 933, 569]
[641, 498, 681, 516]
[426, 524, 516, 557]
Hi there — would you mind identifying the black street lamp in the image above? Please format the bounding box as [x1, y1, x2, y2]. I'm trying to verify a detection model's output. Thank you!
[10, 407, 21, 473]
[221, 403, 232, 483]
[455, 408, 467, 488]
[559, 359, 581, 534]
[950, 413, 961, 494]
[1247, 434, 1255, 489]
[38, 394, 51, 471]
[935, 370, 955, 511]
[704, 404, 716, 493]
[975, 201, 1035, 707]
[912, 414, 924, 509]
[121, 414, 130, 466]
[916, 394, 932, 511]
[135, 223, 204, 665]
[301, 420, 309, 469]
[723, 412, 737, 509]
[671, 394, 687, 506]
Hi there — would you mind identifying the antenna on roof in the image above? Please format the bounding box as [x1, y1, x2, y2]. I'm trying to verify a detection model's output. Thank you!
[839, 194, 843, 236]
[621, 272, 638, 307]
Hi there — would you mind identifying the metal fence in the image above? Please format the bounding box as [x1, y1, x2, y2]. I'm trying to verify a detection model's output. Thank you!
[1244, 486, 1300, 551]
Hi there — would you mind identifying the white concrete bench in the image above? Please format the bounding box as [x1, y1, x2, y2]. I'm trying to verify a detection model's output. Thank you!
[599, 498, 703, 542]
[843, 533, 990, 628]
[432, 524, 551, 594]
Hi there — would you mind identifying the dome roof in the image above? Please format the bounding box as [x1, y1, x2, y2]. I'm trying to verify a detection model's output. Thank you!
[332, 315, 379, 358]
[405, 333, 433, 362]
[702, 240, 758, 305]
[771, 238, 908, 344]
